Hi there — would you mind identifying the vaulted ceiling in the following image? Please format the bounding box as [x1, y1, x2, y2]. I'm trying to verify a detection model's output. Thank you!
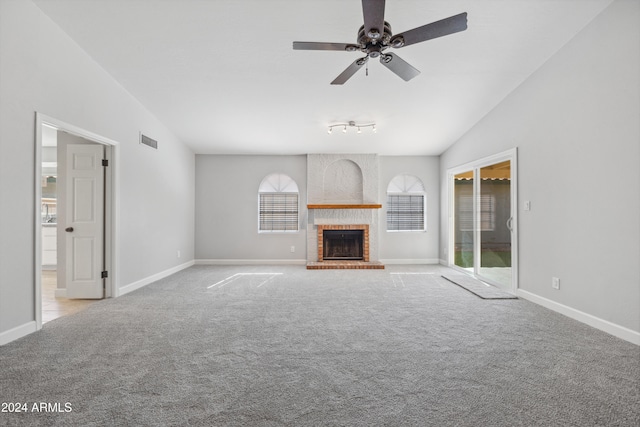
[33, 0, 613, 155]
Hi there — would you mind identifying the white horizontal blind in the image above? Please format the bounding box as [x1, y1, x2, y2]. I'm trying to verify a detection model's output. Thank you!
[259, 193, 298, 232]
[479, 195, 496, 231]
[387, 194, 425, 231]
[459, 195, 495, 231]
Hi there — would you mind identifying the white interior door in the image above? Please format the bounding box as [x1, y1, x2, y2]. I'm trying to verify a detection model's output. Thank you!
[65, 143, 105, 299]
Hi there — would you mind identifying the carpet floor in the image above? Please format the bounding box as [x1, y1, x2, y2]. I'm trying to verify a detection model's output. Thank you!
[1, 265, 638, 426]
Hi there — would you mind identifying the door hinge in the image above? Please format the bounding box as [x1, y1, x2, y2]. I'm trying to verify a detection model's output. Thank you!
[101, 271, 108, 279]
[102, 159, 109, 167]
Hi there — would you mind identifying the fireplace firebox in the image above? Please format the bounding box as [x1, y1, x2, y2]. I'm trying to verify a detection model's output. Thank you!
[317, 224, 369, 262]
[323, 230, 364, 260]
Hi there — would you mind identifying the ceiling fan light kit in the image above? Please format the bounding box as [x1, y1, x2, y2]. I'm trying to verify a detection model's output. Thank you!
[293, 0, 467, 85]
[328, 121, 376, 134]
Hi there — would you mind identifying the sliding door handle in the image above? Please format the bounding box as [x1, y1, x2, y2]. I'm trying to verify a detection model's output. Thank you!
[506, 217, 513, 232]
[65, 227, 74, 232]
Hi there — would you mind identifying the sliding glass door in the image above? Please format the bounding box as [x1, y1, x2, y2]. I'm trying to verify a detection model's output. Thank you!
[453, 171, 474, 271]
[450, 150, 517, 291]
[478, 161, 512, 288]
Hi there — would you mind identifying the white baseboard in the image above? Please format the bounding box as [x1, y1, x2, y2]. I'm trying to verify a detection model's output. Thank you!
[0, 321, 37, 346]
[517, 289, 640, 345]
[118, 260, 195, 297]
[195, 259, 307, 266]
[196, 259, 440, 266]
[54, 288, 67, 298]
[380, 259, 440, 265]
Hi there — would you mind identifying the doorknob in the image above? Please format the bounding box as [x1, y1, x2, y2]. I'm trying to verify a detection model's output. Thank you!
[65, 227, 74, 232]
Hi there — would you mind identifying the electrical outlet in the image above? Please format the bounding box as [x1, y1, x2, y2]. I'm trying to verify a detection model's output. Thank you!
[290, 246, 295, 253]
[524, 201, 531, 211]
[552, 277, 560, 290]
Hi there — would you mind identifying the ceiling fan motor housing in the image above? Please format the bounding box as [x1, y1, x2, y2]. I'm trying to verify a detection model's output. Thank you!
[357, 21, 392, 50]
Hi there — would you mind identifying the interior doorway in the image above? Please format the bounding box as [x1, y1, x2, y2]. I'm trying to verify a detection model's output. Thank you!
[449, 149, 518, 292]
[35, 114, 117, 327]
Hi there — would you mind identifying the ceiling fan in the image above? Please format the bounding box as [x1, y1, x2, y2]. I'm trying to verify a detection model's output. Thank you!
[293, 0, 467, 85]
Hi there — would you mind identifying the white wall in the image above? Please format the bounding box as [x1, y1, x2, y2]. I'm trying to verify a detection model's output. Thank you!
[0, 0, 195, 343]
[439, 0, 639, 335]
[195, 155, 307, 262]
[379, 156, 440, 264]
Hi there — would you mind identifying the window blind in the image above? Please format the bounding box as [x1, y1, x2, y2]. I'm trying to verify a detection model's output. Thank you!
[259, 193, 298, 232]
[459, 195, 495, 231]
[387, 194, 425, 231]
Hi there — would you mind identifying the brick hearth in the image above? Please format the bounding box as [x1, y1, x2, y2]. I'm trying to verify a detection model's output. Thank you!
[306, 260, 385, 270]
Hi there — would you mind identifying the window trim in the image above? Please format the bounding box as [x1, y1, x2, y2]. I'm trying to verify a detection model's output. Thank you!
[258, 174, 300, 233]
[386, 174, 427, 232]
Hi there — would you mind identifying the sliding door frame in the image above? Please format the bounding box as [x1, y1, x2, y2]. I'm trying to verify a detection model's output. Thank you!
[447, 148, 518, 292]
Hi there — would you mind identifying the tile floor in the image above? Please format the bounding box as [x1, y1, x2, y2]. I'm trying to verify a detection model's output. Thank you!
[41, 270, 96, 324]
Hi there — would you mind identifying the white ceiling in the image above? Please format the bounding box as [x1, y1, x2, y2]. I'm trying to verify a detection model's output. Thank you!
[33, 0, 613, 155]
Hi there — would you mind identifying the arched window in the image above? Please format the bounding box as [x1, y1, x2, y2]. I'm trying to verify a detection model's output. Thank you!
[386, 174, 426, 231]
[258, 173, 299, 232]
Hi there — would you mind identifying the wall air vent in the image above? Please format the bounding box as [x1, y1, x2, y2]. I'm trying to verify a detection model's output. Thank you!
[140, 133, 158, 149]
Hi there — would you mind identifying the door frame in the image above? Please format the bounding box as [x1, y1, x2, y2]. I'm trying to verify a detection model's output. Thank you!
[446, 148, 518, 292]
[34, 113, 119, 329]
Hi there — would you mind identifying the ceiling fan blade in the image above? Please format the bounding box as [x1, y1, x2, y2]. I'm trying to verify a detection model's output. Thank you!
[362, 0, 386, 40]
[331, 57, 368, 85]
[293, 42, 358, 51]
[392, 12, 467, 48]
[379, 53, 420, 81]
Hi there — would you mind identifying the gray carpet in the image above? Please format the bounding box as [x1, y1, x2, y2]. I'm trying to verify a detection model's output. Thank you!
[442, 274, 518, 299]
[1, 265, 638, 426]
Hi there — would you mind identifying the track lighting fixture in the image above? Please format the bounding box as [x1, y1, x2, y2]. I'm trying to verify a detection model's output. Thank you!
[327, 121, 377, 134]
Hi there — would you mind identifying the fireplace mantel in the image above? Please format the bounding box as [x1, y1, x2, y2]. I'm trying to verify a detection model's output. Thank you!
[307, 204, 382, 209]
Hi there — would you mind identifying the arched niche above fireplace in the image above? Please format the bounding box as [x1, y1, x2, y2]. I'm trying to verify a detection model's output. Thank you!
[322, 159, 363, 203]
